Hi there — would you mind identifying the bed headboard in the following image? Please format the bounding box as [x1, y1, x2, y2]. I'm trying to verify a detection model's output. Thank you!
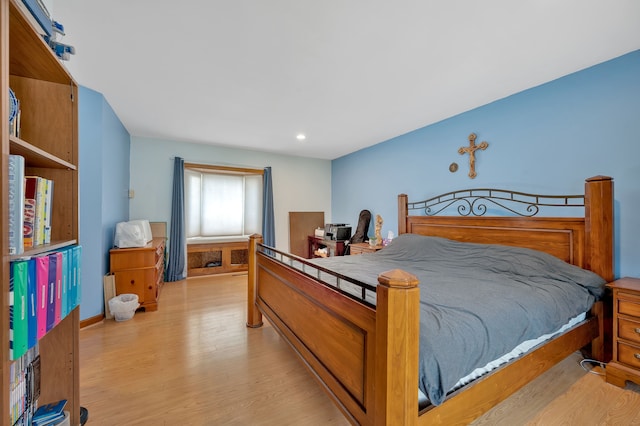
[398, 176, 613, 281]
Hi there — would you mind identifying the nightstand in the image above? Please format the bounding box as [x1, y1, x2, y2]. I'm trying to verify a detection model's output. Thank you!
[348, 242, 383, 255]
[307, 236, 345, 258]
[605, 277, 640, 388]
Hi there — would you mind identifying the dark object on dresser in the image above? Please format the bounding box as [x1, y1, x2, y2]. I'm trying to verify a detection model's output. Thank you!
[345, 209, 371, 255]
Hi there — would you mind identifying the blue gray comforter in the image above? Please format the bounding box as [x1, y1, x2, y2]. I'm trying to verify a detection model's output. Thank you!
[310, 233, 605, 405]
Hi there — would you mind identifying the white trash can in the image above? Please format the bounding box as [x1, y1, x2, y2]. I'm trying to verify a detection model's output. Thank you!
[108, 294, 140, 321]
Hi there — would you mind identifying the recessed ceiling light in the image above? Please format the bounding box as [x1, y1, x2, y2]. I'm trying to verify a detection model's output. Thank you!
[296, 133, 306, 141]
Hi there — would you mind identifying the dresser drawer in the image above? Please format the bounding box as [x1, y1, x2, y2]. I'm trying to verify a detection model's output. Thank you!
[619, 317, 640, 344]
[618, 341, 640, 370]
[110, 248, 156, 270]
[154, 255, 164, 272]
[113, 268, 155, 303]
[618, 293, 640, 318]
[348, 243, 382, 255]
[144, 277, 157, 304]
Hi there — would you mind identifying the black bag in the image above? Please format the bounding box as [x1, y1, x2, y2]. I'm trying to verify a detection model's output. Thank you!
[345, 210, 371, 254]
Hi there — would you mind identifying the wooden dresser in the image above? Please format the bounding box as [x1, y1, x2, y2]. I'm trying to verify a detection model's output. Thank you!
[110, 238, 165, 311]
[606, 277, 640, 388]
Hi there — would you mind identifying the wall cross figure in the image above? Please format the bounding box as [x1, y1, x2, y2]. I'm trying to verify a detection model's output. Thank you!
[458, 133, 489, 179]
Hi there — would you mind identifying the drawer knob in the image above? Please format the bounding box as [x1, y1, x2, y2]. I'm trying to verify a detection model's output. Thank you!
[635, 353, 640, 360]
[635, 328, 640, 334]
[130, 280, 135, 284]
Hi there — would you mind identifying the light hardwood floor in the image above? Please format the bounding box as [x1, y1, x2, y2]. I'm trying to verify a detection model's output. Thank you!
[80, 274, 640, 425]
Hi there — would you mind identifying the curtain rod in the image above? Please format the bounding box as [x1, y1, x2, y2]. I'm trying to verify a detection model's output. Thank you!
[170, 157, 265, 174]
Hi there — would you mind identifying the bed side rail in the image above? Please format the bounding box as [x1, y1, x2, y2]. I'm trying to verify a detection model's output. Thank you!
[249, 237, 378, 308]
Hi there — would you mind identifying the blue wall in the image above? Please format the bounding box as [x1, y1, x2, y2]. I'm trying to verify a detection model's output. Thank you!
[79, 86, 130, 320]
[332, 50, 639, 279]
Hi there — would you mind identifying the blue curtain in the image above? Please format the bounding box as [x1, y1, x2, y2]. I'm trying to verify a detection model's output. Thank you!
[262, 166, 275, 247]
[166, 157, 187, 281]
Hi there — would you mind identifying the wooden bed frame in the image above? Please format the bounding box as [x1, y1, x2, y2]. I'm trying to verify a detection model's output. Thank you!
[246, 176, 614, 425]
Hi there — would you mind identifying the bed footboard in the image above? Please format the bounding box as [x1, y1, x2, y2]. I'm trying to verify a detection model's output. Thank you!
[247, 235, 421, 425]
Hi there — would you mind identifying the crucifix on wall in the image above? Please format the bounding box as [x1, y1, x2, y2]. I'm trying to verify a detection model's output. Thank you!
[458, 133, 488, 179]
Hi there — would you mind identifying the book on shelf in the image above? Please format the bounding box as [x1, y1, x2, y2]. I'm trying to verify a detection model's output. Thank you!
[23, 176, 54, 249]
[27, 258, 38, 349]
[9, 346, 40, 426]
[72, 245, 82, 307]
[55, 246, 75, 318]
[9, 93, 21, 138]
[35, 255, 48, 340]
[32, 399, 67, 426]
[9, 155, 25, 255]
[34, 177, 47, 246]
[23, 176, 39, 249]
[46, 252, 57, 332]
[10, 260, 29, 361]
[60, 250, 69, 319]
[43, 179, 54, 245]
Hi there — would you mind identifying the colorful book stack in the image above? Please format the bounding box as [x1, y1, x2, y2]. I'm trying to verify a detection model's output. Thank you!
[24, 175, 54, 249]
[9, 246, 82, 361]
[9, 346, 40, 426]
[9, 155, 55, 254]
[31, 399, 67, 426]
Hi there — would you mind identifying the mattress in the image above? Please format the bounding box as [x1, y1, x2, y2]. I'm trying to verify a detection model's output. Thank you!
[417, 311, 586, 406]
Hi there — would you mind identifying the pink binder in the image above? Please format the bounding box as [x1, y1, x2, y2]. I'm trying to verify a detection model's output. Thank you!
[35, 255, 49, 339]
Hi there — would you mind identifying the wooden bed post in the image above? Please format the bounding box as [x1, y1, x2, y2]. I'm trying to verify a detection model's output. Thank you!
[585, 176, 614, 362]
[375, 269, 420, 426]
[584, 176, 614, 282]
[246, 234, 263, 328]
[398, 194, 408, 235]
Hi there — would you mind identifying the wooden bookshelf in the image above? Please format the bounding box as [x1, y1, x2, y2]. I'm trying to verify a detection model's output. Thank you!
[2, 0, 80, 424]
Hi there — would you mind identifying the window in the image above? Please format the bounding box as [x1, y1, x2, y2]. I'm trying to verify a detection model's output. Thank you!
[185, 165, 263, 240]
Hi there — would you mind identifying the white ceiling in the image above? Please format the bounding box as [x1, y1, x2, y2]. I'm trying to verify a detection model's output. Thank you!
[52, 0, 640, 160]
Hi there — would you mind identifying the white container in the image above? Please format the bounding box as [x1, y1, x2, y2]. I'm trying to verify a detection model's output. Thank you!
[108, 294, 140, 321]
[58, 411, 71, 426]
[114, 219, 152, 248]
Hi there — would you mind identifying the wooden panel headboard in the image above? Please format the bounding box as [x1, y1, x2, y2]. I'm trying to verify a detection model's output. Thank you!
[398, 176, 613, 281]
